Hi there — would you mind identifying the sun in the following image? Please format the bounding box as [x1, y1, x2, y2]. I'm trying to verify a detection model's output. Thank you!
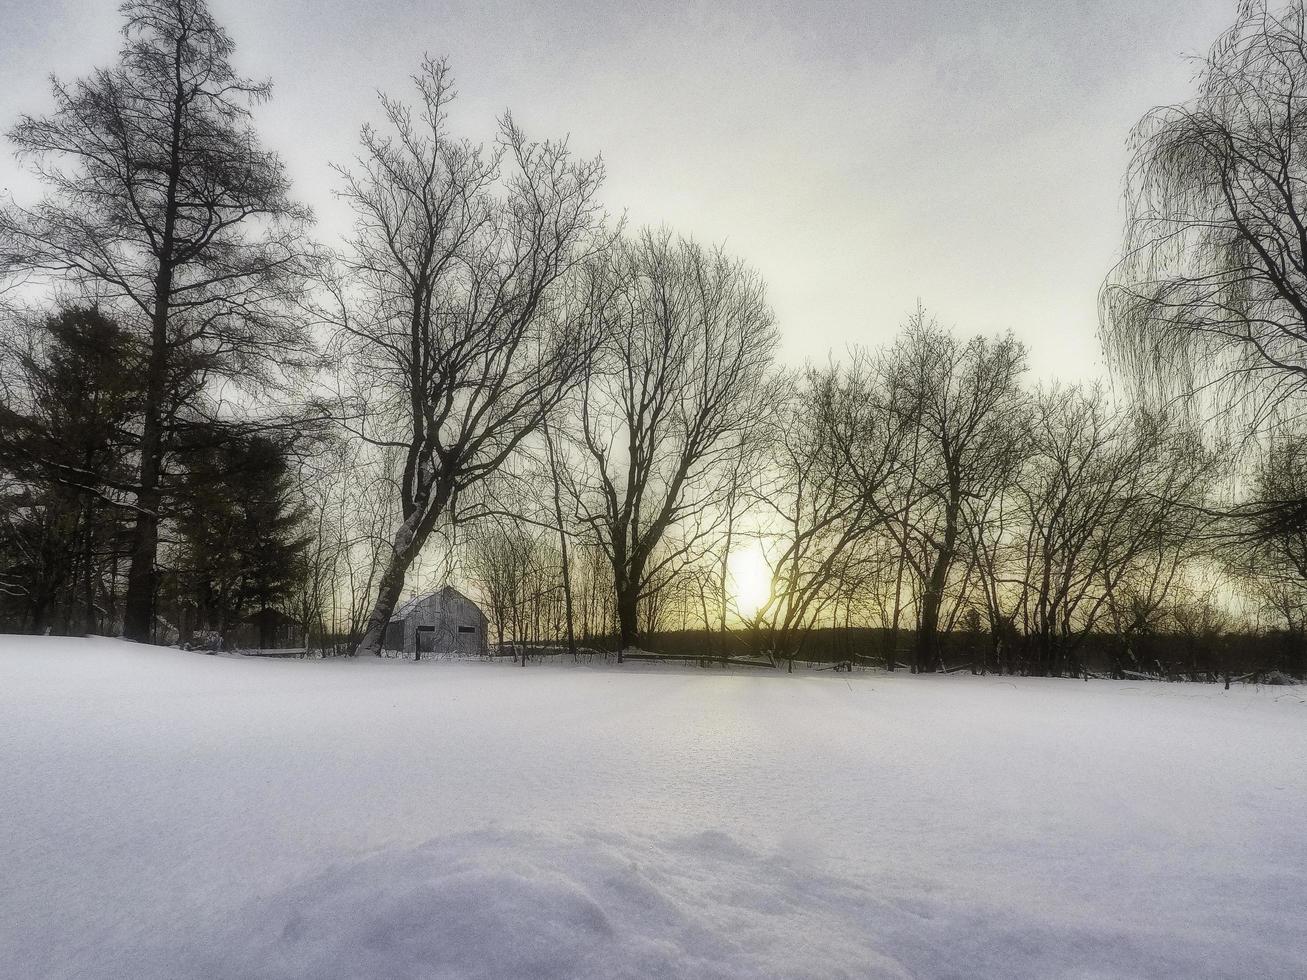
[728, 542, 772, 620]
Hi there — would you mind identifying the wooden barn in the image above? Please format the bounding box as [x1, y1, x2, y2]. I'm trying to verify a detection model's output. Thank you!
[384, 587, 488, 658]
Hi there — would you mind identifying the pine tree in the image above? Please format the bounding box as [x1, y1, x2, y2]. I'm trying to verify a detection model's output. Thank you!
[1, 0, 312, 641]
[0, 307, 142, 633]
[172, 432, 311, 645]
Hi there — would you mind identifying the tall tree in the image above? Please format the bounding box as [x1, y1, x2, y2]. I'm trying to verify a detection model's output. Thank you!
[884, 311, 1026, 672]
[748, 359, 908, 667]
[542, 419, 578, 658]
[331, 59, 609, 656]
[568, 231, 777, 653]
[464, 519, 543, 659]
[1103, 1, 1307, 433]
[0, 0, 312, 641]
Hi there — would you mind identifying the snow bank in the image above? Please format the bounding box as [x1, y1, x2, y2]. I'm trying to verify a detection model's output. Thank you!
[1, 636, 1304, 978]
[191, 827, 912, 980]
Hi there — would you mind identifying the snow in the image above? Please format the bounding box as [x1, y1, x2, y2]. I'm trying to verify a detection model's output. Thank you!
[1, 636, 1305, 979]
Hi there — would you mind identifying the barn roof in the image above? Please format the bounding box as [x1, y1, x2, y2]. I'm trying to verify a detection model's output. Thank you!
[389, 586, 482, 622]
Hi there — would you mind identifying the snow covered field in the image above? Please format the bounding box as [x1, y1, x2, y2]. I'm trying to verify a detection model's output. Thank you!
[1, 637, 1304, 979]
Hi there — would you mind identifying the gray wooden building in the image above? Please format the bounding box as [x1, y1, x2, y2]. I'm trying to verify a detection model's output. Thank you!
[383, 586, 488, 658]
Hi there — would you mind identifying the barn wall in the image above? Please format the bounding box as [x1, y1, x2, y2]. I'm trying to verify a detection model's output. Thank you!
[383, 621, 403, 650]
[385, 590, 488, 657]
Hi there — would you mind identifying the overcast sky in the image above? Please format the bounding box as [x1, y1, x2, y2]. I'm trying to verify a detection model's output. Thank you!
[0, 0, 1239, 380]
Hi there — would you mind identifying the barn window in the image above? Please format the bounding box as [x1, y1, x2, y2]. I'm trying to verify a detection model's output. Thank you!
[458, 626, 476, 633]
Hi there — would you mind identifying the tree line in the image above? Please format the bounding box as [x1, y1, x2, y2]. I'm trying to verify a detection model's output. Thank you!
[4, 0, 1307, 680]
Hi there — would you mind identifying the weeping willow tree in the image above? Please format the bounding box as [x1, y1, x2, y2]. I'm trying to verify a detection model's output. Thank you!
[1101, 1, 1307, 434]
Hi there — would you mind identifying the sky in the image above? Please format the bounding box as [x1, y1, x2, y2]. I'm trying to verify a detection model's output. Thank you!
[0, 0, 1240, 381]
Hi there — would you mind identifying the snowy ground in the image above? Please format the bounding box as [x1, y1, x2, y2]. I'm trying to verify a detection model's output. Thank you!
[1, 637, 1304, 979]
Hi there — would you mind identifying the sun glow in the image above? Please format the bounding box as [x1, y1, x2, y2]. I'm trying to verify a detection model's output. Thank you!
[728, 542, 772, 620]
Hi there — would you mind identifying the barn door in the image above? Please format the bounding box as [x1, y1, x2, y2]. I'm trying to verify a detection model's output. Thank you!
[416, 627, 437, 654]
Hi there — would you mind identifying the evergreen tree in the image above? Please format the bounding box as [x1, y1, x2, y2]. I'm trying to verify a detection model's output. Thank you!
[0, 0, 312, 641]
[172, 431, 311, 646]
[0, 307, 141, 633]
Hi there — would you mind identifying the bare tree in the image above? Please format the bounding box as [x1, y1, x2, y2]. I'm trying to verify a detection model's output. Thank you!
[1103, 1, 1307, 434]
[542, 419, 577, 658]
[0, 0, 312, 641]
[960, 413, 1031, 673]
[328, 59, 609, 656]
[289, 436, 387, 653]
[567, 230, 777, 654]
[748, 359, 908, 667]
[1222, 431, 1307, 670]
[1165, 584, 1234, 683]
[464, 519, 542, 659]
[1013, 388, 1218, 676]
[882, 311, 1027, 672]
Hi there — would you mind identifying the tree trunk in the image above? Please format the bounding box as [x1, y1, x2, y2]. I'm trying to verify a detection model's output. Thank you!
[915, 586, 940, 673]
[886, 598, 902, 671]
[123, 76, 183, 643]
[544, 423, 577, 659]
[1031, 626, 1054, 677]
[615, 580, 639, 659]
[914, 498, 960, 673]
[355, 543, 413, 656]
[121, 309, 168, 642]
[915, 554, 950, 673]
[81, 501, 97, 635]
[719, 504, 735, 659]
[355, 506, 430, 656]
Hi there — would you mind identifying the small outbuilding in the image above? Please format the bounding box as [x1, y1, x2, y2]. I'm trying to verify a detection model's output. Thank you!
[384, 586, 488, 658]
[227, 608, 305, 651]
